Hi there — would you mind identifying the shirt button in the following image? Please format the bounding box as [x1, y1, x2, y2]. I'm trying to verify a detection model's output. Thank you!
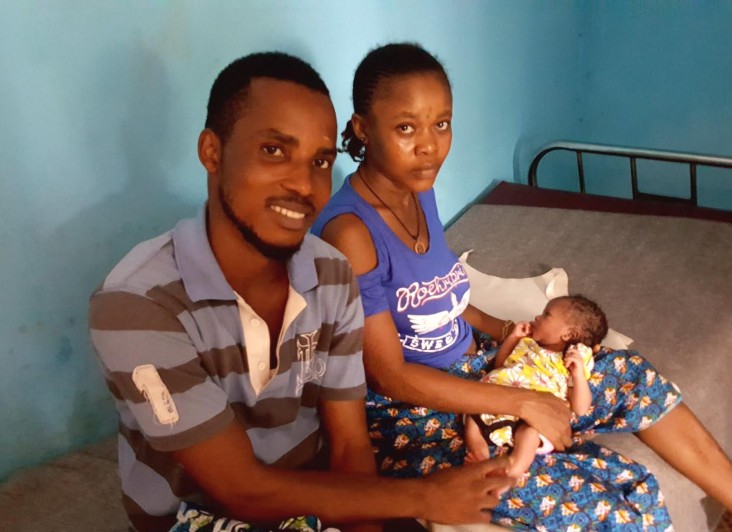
[257, 361, 266, 371]
[250, 318, 261, 327]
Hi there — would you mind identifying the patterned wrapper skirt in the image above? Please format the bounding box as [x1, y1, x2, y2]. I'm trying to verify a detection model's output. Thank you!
[366, 340, 680, 531]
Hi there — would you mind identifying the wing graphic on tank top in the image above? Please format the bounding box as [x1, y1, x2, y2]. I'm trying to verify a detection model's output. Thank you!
[407, 290, 470, 334]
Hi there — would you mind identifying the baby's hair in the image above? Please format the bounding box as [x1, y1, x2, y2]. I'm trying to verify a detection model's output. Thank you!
[342, 42, 451, 161]
[553, 295, 608, 347]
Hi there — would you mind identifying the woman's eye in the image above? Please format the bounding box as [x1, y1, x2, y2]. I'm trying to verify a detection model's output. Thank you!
[397, 124, 414, 133]
[436, 120, 451, 131]
[313, 158, 331, 170]
[262, 145, 284, 157]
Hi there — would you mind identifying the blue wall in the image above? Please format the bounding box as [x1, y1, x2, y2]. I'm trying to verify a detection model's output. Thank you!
[2, 2, 730, 480]
[0, 1, 581, 481]
[531, 2, 732, 209]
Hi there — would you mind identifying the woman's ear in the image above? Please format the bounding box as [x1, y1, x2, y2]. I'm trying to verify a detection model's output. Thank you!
[351, 113, 368, 145]
[198, 129, 222, 174]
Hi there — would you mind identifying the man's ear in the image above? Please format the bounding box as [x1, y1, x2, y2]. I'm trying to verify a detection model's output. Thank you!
[198, 129, 222, 174]
[351, 113, 368, 145]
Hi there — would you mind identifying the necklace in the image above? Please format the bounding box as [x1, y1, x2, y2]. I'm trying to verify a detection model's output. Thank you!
[358, 170, 426, 254]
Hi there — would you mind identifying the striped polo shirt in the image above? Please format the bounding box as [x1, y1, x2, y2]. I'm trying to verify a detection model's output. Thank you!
[89, 209, 366, 531]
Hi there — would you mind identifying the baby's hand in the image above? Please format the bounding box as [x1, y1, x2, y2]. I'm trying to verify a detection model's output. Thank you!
[511, 322, 532, 338]
[564, 345, 584, 376]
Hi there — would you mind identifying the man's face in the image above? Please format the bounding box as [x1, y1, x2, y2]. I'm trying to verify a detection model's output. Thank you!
[207, 78, 337, 260]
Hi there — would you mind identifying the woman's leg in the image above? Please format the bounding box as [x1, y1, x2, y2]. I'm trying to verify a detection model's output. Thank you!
[576, 348, 732, 510]
[636, 402, 732, 510]
[489, 441, 671, 530]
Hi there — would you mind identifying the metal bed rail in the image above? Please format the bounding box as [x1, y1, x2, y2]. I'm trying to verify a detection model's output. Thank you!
[527, 141, 732, 206]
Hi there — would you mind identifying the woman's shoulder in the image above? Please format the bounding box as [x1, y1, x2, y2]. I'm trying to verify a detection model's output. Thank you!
[318, 207, 379, 277]
[314, 178, 366, 234]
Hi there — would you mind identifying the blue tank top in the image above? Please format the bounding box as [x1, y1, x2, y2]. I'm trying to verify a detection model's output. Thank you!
[312, 176, 473, 369]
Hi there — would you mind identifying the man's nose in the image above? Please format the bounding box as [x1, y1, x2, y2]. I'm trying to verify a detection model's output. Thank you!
[282, 163, 314, 197]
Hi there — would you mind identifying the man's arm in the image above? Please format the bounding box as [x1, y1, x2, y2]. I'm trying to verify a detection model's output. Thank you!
[319, 397, 381, 532]
[172, 420, 513, 525]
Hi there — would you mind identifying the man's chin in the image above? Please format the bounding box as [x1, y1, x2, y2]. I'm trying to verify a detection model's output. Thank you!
[251, 238, 303, 262]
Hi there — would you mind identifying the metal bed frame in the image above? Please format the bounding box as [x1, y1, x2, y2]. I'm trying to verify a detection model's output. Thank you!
[527, 141, 732, 206]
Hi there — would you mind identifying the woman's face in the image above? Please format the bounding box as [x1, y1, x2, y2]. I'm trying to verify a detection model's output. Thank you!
[359, 71, 453, 192]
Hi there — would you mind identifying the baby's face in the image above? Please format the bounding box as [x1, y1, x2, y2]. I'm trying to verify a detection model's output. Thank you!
[531, 299, 573, 348]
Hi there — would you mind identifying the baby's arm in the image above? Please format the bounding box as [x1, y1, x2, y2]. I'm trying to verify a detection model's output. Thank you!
[494, 322, 532, 368]
[564, 346, 592, 416]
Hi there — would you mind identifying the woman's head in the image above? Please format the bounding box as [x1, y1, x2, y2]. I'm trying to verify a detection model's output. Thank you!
[343, 43, 453, 191]
[531, 295, 608, 350]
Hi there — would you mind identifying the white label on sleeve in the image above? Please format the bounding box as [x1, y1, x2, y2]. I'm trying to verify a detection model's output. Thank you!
[132, 364, 179, 426]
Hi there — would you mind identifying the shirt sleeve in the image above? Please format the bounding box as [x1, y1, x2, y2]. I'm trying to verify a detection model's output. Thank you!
[355, 267, 390, 318]
[320, 268, 367, 401]
[89, 289, 234, 452]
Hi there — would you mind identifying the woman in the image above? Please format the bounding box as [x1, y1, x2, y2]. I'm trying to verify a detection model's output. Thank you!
[313, 43, 732, 529]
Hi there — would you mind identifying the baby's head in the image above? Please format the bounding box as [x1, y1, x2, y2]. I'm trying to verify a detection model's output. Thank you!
[531, 295, 608, 351]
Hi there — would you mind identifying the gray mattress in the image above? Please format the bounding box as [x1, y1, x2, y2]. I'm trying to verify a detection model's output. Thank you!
[445, 204, 731, 531]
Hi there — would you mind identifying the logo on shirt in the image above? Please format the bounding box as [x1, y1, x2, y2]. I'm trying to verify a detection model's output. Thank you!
[295, 330, 325, 393]
[395, 262, 468, 312]
[131, 364, 179, 426]
[407, 290, 470, 335]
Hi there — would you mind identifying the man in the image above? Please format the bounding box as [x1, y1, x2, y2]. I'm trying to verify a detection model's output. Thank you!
[89, 52, 510, 532]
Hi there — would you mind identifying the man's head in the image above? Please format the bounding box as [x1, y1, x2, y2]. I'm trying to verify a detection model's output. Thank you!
[200, 52, 337, 262]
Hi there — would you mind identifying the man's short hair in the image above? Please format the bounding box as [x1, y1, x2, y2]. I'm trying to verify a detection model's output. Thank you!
[205, 52, 330, 143]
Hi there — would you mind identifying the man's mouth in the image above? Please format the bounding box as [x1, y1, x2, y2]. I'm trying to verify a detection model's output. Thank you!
[270, 205, 306, 220]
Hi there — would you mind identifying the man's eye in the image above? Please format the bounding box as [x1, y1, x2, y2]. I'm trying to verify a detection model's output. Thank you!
[262, 145, 284, 157]
[397, 124, 414, 133]
[314, 158, 331, 170]
[436, 120, 451, 131]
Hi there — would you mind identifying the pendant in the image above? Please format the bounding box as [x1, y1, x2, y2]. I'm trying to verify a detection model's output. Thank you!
[414, 241, 427, 254]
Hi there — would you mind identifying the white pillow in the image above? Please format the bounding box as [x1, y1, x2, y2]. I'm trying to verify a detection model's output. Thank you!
[459, 251, 633, 350]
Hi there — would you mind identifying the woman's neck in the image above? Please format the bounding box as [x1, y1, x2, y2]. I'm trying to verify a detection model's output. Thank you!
[356, 164, 413, 208]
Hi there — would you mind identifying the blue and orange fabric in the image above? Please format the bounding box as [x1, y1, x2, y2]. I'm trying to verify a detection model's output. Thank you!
[366, 340, 679, 531]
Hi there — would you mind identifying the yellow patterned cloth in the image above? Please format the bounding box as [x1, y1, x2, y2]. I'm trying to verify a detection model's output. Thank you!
[479, 337, 593, 447]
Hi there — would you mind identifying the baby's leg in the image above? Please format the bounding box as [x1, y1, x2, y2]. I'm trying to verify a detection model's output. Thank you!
[463, 415, 490, 463]
[507, 423, 541, 478]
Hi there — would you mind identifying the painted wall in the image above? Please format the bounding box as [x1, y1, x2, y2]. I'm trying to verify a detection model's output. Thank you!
[532, 2, 732, 210]
[0, 1, 582, 480]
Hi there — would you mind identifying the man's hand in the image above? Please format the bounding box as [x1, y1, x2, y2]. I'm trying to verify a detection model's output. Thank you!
[421, 459, 514, 525]
[516, 389, 572, 451]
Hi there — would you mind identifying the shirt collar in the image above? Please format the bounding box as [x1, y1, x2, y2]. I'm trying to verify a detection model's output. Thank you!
[173, 206, 318, 302]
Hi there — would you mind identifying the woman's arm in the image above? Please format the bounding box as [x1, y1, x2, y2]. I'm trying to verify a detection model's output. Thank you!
[319, 215, 572, 450]
[460, 304, 508, 339]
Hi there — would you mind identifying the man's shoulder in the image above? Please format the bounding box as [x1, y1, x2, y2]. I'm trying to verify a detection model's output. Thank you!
[95, 229, 178, 297]
[305, 232, 351, 263]
[304, 233, 358, 287]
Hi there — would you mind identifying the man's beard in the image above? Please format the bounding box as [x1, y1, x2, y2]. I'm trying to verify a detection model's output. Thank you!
[218, 186, 302, 263]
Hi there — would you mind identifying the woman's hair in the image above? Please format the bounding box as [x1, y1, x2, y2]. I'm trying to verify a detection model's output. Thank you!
[342, 42, 451, 162]
[554, 295, 609, 347]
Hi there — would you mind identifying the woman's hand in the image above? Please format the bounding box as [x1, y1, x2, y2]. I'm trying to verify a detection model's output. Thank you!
[515, 389, 573, 451]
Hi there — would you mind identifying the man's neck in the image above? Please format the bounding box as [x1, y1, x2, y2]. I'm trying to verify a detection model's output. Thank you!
[207, 210, 290, 296]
